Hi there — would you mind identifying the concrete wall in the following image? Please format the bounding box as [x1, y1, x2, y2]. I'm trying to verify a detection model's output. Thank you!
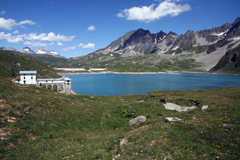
[89, 68, 107, 71]
[55, 68, 86, 71]
[36, 79, 71, 94]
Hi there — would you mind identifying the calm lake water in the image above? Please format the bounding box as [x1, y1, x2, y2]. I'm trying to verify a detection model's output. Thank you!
[65, 73, 240, 96]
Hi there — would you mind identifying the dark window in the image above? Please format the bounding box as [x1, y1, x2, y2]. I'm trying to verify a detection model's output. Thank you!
[67, 83, 69, 85]
[67, 80, 70, 82]
[24, 77, 25, 79]
[31, 77, 33, 79]
[46, 81, 48, 82]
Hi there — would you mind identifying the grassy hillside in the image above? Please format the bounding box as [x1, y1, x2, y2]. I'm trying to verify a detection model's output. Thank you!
[0, 50, 61, 78]
[1, 80, 240, 159]
[210, 45, 240, 74]
[0, 53, 239, 159]
[25, 54, 67, 68]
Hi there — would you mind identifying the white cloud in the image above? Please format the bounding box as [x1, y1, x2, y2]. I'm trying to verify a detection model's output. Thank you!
[0, 18, 16, 30]
[0, 31, 75, 46]
[20, 26, 26, 29]
[62, 45, 77, 51]
[78, 42, 95, 49]
[0, 32, 23, 43]
[117, 13, 124, 17]
[13, 30, 19, 34]
[57, 42, 63, 46]
[1, 11, 6, 15]
[117, 0, 191, 23]
[0, 18, 36, 30]
[23, 41, 48, 47]
[62, 42, 95, 51]
[17, 20, 36, 26]
[87, 25, 95, 31]
[22, 32, 75, 42]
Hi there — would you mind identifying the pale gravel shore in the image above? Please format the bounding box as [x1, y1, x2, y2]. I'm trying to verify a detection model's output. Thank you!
[59, 71, 182, 76]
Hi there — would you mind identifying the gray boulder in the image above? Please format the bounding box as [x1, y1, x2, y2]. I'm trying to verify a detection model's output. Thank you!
[128, 116, 146, 126]
[202, 105, 209, 110]
[163, 103, 197, 112]
[120, 138, 128, 147]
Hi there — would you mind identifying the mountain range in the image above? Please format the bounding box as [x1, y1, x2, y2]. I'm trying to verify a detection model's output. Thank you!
[0, 47, 61, 57]
[92, 17, 240, 57]
[0, 17, 240, 74]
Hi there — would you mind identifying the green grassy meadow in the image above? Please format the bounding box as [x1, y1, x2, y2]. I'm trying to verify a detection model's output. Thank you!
[0, 51, 240, 159]
[1, 76, 240, 159]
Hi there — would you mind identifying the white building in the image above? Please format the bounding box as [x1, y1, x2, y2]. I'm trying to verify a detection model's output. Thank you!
[19, 71, 37, 84]
[16, 71, 72, 94]
[36, 77, 71, 94]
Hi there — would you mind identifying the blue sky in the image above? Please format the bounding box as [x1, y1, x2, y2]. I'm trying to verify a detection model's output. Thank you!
[0, 0, 239, 58]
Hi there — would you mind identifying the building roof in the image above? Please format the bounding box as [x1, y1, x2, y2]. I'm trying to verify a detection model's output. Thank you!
[37, 78, 64, 81]
[64, 77, 71, 81]
[37, 77, 71, 81]
[19, 71, 37, 74]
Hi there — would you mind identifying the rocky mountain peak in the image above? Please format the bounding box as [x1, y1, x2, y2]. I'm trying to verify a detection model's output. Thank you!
[134, 28, 151, 36]
[34, 48, 60, 57]
[35, 48, 47, 53]
[153, 30, 167, 43]
[232, 17, 240, 26]
[19, 47, 35, 54]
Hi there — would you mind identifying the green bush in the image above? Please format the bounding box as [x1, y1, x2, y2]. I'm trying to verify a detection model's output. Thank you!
[121, 109, 131, 118]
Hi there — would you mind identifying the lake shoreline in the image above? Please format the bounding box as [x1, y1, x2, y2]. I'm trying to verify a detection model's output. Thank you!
[60, 71, 206, 75]
[59, 70, 239, 76]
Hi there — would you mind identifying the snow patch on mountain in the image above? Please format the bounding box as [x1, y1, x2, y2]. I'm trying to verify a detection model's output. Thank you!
[172, 46, 179, 50]
[19, 47, 35, 54]
[35, 48, 60, 57]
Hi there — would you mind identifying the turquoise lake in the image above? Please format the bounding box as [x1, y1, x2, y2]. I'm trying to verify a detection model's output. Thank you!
[65, 73, 240, 96]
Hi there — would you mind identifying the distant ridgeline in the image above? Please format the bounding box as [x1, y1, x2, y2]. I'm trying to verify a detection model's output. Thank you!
[0, 50, 61, 78]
